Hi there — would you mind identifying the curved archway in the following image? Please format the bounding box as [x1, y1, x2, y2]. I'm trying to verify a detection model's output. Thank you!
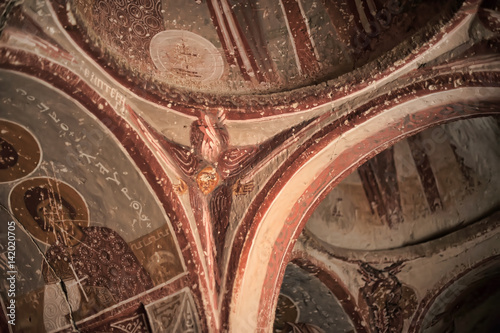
[410, 254, 500, 332]
[289, 256, 369, 333]
[229, 86, 500, 331]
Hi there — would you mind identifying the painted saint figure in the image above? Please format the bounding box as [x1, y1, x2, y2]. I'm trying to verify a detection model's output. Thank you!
[0, 138, 18, 169]
[11, 178, 153, 332]
[0, 120, 41, 182]
[358, 262, 417, 333]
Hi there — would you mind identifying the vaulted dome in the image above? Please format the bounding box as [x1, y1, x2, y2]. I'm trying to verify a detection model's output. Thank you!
[0, 0, 499, 332]
[57, 0, 461, 99]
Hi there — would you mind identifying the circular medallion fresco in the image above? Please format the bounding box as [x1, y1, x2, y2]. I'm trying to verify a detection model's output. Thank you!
[0, 120, 41, 183]
[150, 30, 225, 83]
[10, 177, 90, 245]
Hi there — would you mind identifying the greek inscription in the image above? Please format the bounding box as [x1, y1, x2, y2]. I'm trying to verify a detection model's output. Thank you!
[12, 87, 150, 227]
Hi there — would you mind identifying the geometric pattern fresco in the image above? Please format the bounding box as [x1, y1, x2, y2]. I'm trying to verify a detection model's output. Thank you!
[146, 288, 200, 333]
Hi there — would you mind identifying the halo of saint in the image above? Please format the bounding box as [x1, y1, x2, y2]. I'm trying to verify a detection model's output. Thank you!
[9, 177, 89, 245]
[0, 119, 42, 183]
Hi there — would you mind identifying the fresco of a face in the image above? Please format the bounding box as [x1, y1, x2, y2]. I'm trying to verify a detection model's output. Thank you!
[23, 185, 85, 247]
[196, 166, 220, 195]
[0, 138, 18, 169]
[0, 120, 41, 182]
[34, 196, 83, 246]
[10, 177, 89, 245]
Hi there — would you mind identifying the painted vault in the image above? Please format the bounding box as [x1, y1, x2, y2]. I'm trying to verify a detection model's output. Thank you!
[0, 0, 499, 332]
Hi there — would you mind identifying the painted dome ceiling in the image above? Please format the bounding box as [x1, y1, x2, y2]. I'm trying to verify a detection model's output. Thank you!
[57, 0, 461, 98]
[0, 0, 500, 332]
[305, 116, 500, 251]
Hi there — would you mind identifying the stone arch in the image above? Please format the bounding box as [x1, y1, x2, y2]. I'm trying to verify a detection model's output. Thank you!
[289, 256, 369, 333]
[229, 85, 500, 332]
[410, 254, 500, 332]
